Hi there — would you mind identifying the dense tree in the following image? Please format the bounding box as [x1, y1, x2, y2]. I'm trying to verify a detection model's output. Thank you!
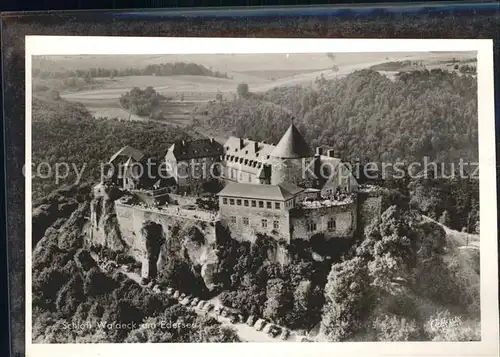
[236, 83, 250, 98]
[32, 96, 190, 201]
[202, 69, 477, 167]
[321, 257, 375, 341]
[263, 278, 292, 325]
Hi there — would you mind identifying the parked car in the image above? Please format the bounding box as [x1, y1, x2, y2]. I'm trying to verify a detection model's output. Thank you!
[123, 264, 130, 272]
[180, 296, 193, 306]
[196, 300, 206, 309]
[221, 309, 229, 317]
[179, 293, 186, 301]
[300, 337, 312, 342]
[268, 326, 281, 338]
[203, 302, 214, 312]
[246, 315, 256, 326]
[254, 319, 266, 331]
[229, 314, 238, 324]
[190, 297, 200, 307]
[172, 290, 180, 299]
[214, 306, 222, 315]
[280, 328, 290, 341]
[152, 285, 162, 294]
[166, 287, 174, 296]
[262, 323, 273, 334]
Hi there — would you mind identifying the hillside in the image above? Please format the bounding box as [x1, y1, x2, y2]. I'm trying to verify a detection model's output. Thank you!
[31, 185, 240, 343]
[201, 69, 478, 165]
[31, 95, 191, 202]
[320, 206, 480, 342]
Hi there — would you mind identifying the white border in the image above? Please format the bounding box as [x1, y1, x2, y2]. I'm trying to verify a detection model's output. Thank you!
[25, 36, 499, 357]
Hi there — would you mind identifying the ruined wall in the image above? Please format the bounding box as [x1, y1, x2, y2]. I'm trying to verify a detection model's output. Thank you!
[114, 202, 217, 260]
[219, 201, 291, 243]
[291, 202, 357, 240]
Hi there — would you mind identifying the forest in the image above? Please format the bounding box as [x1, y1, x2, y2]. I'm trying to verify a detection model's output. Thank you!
[33, 60, 229, 80]
[31, 187, 239, 343]
[203, 69, 478, 165]
[31, 95, 190, 203]
[119, 86, 167, 117]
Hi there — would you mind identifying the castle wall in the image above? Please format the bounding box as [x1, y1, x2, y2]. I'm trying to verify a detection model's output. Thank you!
[167, 155, 221, 187]
[114, 202, 218, 262]
[269, 157, 313, 186]
[290, 202, 357, 241]
[223, 165, 260, 184]
[219, 200, 291, 243]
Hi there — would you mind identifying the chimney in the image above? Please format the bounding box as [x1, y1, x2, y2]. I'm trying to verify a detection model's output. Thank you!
[181, 140, 186, 146]
[316, 147, 324, 156]
[210, 137, 215, 143]
[327, 149, 335, 157]
[254, 141, 259, 153]
[239, 138, 245, 149]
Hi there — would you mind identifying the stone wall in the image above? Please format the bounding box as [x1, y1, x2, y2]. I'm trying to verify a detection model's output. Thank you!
[219, 201, 291, 243]
[269, 157, 313, 186]
[291, 201, 357, 240]
[114, 202, 217, 261]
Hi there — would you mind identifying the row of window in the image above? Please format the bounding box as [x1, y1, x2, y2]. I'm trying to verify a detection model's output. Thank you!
[307, 218, 336, 232]
[222, 197, 281, 210]
[224, 154, 266, 168]
[230, 216, 280, 229]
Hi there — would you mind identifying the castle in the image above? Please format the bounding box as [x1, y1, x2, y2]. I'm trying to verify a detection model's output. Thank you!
[90, 123, 384, 279]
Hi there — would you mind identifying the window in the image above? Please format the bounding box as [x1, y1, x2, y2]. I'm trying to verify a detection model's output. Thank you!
[230, 216, 237, 224]
[262, 219, 268, 228]
[267, 202, 272, 209]
[244, 200, 249, 207]
[252, 200, 257, 207]
[275, 202, 280, 209]
[237, 199, 242, 206]
[328, 218, 336, 231]
[259, 201, 264, 208]
[307, 220, 317, 232]
[223, 198, 228, 205]
[243, 217, 249, 225]
[273, 221, 280, 229]
[229, 199, 235, 205]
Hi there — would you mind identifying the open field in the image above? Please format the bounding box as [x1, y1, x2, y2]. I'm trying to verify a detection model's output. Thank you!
[51, 51, 476, 140]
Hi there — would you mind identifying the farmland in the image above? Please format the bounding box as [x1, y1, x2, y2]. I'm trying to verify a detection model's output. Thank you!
[33, 51, 477, 140]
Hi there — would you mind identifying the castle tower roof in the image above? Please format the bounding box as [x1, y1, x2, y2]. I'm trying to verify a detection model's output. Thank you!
[270, 123, 312, 159]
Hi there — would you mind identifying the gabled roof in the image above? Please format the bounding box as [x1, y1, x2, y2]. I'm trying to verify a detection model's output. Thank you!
[108, 146, 144, 164]
[217, 182, 304, 201]
[270, 124, 312, 159]
[169, 138, 223, 161]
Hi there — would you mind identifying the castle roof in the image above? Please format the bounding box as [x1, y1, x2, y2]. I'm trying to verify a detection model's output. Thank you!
[108, 146, 144, 164]
[223, 137, 275, 162]
[270, 123, 312, 159]
[217, 182, 304, 201]
[168, 138, 223, 161]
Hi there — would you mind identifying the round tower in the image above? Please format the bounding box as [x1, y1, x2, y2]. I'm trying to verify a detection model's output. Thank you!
[269, 123, 313, 185]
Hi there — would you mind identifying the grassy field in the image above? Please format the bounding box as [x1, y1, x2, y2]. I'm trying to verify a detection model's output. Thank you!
[44, 51, 476, 138]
